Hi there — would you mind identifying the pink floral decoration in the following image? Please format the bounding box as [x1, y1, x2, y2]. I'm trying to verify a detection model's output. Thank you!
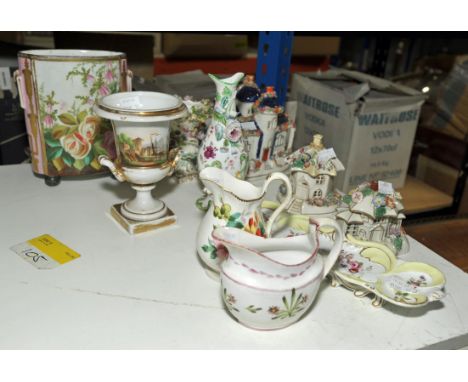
[204, 145, 217, 159]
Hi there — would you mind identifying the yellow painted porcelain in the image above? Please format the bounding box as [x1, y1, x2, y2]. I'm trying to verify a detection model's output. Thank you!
[261, 201, 446, 308]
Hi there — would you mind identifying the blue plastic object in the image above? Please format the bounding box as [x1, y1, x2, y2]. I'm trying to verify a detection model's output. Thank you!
[255, 32, 294, 106]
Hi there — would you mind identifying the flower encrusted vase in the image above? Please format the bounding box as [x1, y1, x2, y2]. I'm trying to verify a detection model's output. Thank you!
[197, 72, 249, 179]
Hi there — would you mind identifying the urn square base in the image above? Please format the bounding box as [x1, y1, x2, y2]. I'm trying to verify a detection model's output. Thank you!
[110, 203, 177, 235]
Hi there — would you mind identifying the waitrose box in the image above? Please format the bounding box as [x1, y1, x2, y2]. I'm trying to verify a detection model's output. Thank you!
[291, 69, 426, 192]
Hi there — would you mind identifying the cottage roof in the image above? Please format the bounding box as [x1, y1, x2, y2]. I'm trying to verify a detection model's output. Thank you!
[288, 135, 344, 178]
[337, 181, 405, 223]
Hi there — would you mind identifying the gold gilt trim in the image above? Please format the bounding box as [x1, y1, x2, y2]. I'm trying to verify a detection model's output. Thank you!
[18, 51, 126, 62]
[118, 160, 174, 172]
[19, 60, 40, 171]
[31, 60, 48, 175]
[98, 103, 187, 117]
[114, 143, 179, 172]
[201, 178, 266, 203]
[110, 204, 176, 235]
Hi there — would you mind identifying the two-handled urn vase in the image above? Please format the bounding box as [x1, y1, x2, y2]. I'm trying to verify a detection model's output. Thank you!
[94, 91, 187, 234]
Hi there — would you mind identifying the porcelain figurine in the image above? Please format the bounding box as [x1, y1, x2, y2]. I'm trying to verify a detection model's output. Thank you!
[326, 235, 445, 307]
[196, 167, 293, 278]
[257, 211, 444, 309]
[171, 97, 213, 183]
[15, 49, 132, 186]
[198, 73, 249, 179]
[279, 134, 345, 218]
[212, 216, 344, 330]
[239, 85, 296, 181]
[236, 75, 260, 117]
[335, 180, 409, 254]
[94, 91, 187, 234]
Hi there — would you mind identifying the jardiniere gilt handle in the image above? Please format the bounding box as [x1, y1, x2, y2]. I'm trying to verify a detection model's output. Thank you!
[167, 147, 181, 177]
[98, 155, 126, 182]
[14, 70, 26, 109]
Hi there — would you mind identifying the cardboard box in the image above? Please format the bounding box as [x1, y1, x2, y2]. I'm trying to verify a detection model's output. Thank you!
[162, 33, 248, 59]
[291, 69, 426, 192]
[292, 36, 340, 56]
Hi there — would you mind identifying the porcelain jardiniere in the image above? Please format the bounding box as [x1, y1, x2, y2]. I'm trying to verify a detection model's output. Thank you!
[94, 91, 187, 224]
[213, 217, 344, 330]
[15, 49, 132, 185]
[198, 72, 249, 179]
[196, 167, 293, 278]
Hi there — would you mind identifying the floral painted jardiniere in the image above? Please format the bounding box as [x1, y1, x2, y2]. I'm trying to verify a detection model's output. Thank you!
[196, 167, 293, 278]
[212, 217, 344, 330]
[197, 72, 249, 179]
[15, 49, 132, 183]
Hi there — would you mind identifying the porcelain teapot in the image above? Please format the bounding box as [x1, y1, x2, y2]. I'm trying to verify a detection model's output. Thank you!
[196, 167, 292, 278]
[212, 217, 344, 330]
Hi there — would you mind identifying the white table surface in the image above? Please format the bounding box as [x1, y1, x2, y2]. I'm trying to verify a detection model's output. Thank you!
[1, 164, 468, 349]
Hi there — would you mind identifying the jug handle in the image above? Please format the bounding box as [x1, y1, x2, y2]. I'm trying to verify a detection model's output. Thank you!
[263, 172, 293, 237]
[312, 217, 344, 279]
[195, 188, 212, 212]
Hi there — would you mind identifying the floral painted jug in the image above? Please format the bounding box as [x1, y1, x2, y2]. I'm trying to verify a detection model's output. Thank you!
[197, 72, 249, 179]
[212, 217, 344, 330]
[196, 167, 292, 278]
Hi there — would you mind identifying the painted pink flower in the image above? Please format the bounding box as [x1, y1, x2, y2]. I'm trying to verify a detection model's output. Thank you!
[225, 122, 242, 143]
[87, 74, 95, 85]
[43, 114, 54, 128]
[204, 145, 217, 159]
[78, 115, 100, 142]
[226, 158, 235, 170]
[104, 70, 114, 83]
[60, 132, 92, 160]
[352, 191, 364, 203]
[216, 244, 229, 260]
[99, 85, 110, 96]
[348, 261, 362, 273]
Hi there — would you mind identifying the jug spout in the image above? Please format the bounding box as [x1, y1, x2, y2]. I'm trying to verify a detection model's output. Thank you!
[209, 72, 244, 118]
[209, 72, 245, 91]
[199, 167, 263, 202]
[212, 226, 317, 279]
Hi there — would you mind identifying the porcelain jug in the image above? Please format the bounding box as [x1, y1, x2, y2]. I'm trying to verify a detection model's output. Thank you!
[197, 72, 249, 179]
[196, 167, 292, 278]
[212, 217, 344, 330]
